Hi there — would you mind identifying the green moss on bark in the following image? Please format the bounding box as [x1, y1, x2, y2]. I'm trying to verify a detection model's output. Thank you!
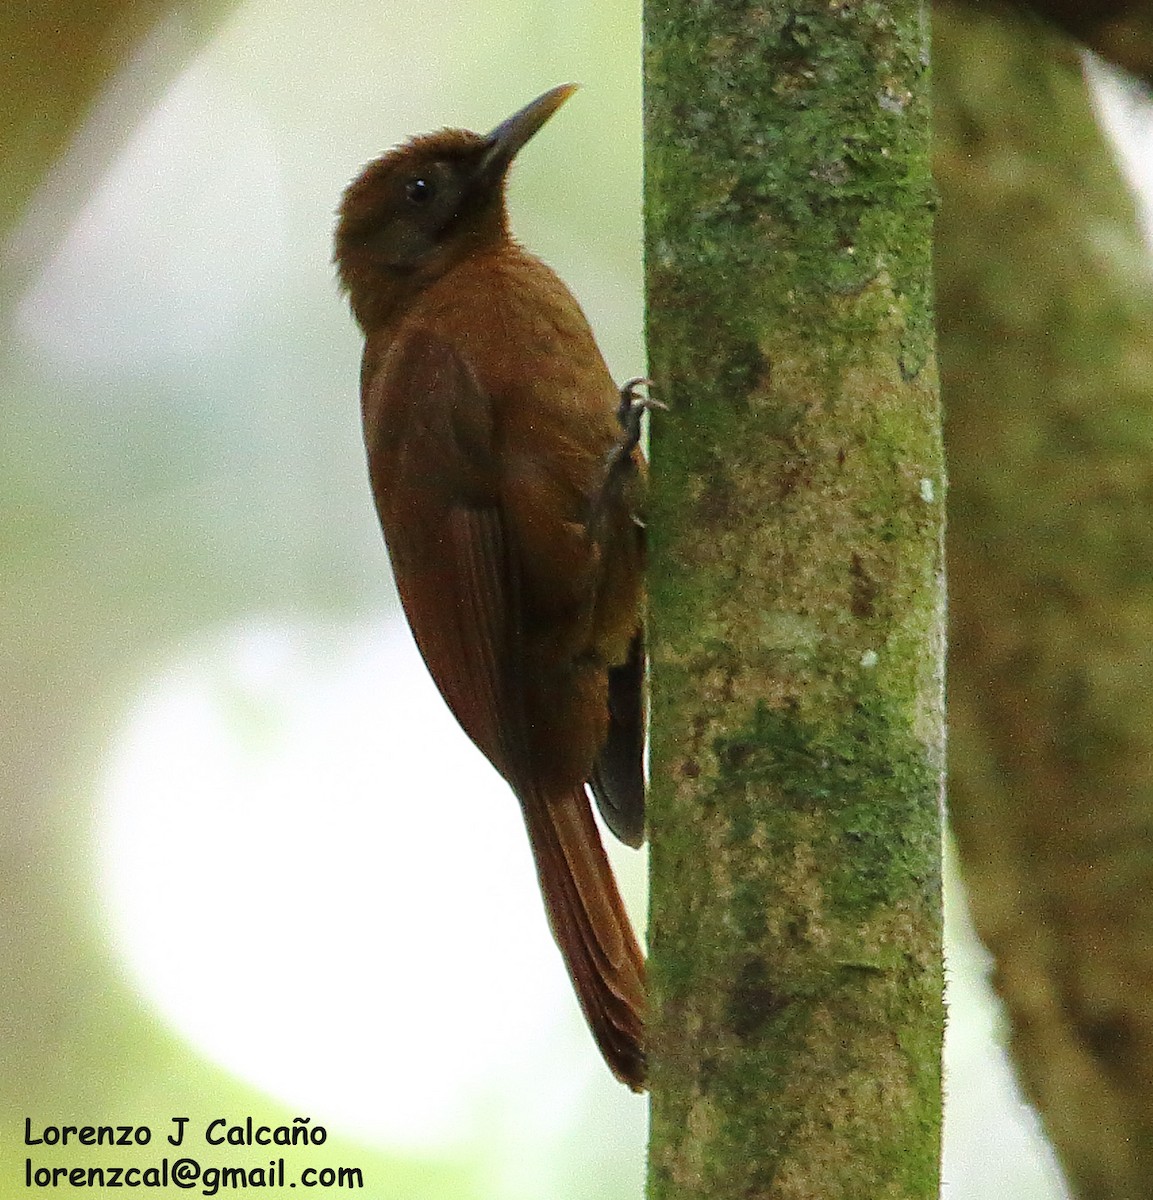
[644, 1, 944, 1196]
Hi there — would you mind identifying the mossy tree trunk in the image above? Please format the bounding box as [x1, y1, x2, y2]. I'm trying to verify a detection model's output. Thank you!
[937, 4, 1153, 1196]
[642, 2, 944, 1196]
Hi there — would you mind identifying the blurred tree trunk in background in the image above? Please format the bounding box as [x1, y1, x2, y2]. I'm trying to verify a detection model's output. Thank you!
[643, 0, 944, 1194]
[0, 0, 241, 1120]
[964, 0, 1153, 82]
[0, 2, 229, 242]
[936, 3, 1153, 1197]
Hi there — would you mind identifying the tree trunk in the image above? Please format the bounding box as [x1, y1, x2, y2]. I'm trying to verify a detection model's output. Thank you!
[0, 2, 230, 307]
[960, 0, 1153, 83]
[937, 4, 1153, 1196]
[642, 2, 945, 1196]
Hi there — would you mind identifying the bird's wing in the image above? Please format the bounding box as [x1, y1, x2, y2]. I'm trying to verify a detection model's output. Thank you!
[362, 325, 646, 1089]
[362, 325, 529, 786]
[590, 627, 646, 848]
[587, 439, 648, 848]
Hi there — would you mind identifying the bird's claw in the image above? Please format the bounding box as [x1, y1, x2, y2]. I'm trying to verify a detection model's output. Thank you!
[616, 378, 666, 452]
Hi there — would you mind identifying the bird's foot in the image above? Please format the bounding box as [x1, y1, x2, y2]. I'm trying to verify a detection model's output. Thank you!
[615, 378, 665, 457]
[585, 381, 662, 538]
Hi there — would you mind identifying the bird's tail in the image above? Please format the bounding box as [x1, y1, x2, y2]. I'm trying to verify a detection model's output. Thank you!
[520, 788, 646, 1090]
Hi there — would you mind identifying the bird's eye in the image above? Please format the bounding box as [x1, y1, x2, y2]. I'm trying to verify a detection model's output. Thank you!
[405, 176, 435, 205]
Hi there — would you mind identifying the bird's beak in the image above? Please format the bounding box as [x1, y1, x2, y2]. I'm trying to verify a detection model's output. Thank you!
[477, 84, 578, 182]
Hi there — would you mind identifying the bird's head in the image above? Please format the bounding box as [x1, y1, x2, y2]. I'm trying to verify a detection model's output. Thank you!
[335, 84, 577, 331]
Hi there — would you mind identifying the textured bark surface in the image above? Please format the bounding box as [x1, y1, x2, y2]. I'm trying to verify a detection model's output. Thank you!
[643, 2, 944, 1196]
[937, 5, 1153, 1197]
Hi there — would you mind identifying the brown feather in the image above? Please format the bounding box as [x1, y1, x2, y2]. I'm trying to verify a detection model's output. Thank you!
[367, 309, 647, 1086]
[521, 790, 646, 1089]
